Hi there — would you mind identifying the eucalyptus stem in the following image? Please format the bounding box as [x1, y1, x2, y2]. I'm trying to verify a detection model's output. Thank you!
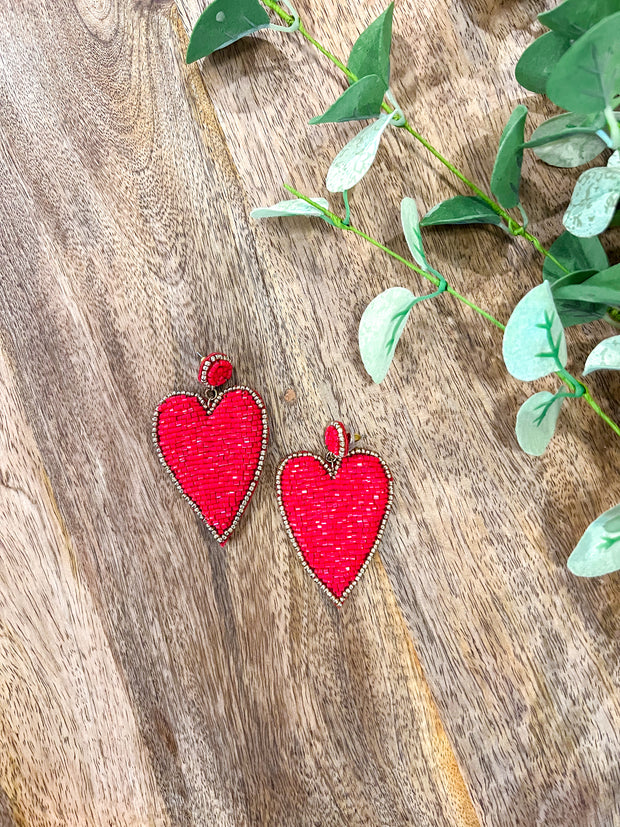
[283, 186, 504, 325]
[584, 391, 620, 439]
[262, 0, 357, 79]
[283, 185, 620, 439]
[261, 0, 570, 275]
[605, 106, 620, 150]
[297, 22, 357, 80]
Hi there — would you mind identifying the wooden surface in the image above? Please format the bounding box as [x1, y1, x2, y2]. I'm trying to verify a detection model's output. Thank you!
[1, 0, 620, 823]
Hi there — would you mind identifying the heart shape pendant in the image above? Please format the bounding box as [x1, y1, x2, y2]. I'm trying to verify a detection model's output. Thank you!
[277, 422, 393, 606]
[153, 354, 268, 545]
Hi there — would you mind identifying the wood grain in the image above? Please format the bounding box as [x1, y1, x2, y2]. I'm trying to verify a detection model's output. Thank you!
[0, 0, 619, 823]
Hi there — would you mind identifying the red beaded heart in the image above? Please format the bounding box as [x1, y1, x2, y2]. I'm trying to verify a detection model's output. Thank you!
[153, 355, 268, 545]
[277, 422, 393, 606]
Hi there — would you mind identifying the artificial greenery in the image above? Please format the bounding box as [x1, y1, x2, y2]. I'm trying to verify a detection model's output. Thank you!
[187, 0, 620, 576]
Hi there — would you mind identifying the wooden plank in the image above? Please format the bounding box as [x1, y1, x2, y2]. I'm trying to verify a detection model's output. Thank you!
[0, 0, 479, 823]
[175, 1, 620, 823]
[0, 351, 168, 825]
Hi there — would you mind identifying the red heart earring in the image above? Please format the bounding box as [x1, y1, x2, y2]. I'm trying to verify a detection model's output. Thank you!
[153, 353, 268, 545]
[276, 422, 393, 606]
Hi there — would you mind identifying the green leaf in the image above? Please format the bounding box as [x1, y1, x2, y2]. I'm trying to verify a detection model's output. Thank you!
[524, 112, 607, 167]
[563, 166, 620, 237]
[516, 391, 565, 455]
[359, 286, 416, 383]
[400, 198, 428, 270]
[502, 282, 567, 381]
[542, 231, 609, 282]
[490, 105, 528, 210]
[309, 75, 386, 124]
[347, 3, 394, 89]
[186, 0, 270, 64]
[553, 302, 608, 327]
[523, 112, 606, 148]
[326, 112, 395, 193]
[553, 263, 620, 304]
[538, 0, 620, 40]
[515, 31, 572, 94]
[543, 222, 613, 328]
[250, 197, 330, 219]
[546, 13, 620, 113]
[583, 334, 620, 374]
[420, 196, 503, 227]
[549, 268, 608, 326]
[568, 502, 620, 577]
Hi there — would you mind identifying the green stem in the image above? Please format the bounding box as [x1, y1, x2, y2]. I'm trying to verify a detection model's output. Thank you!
[298, 22, 357, 80]
[352, 221, 508, 329]
[283, 185, 620, 438]
[284, 185, 506, 329]
[263, 0, 357, 78]
[556, 369, 586, 398]
[400, 122, 499, 205]
[526, 233, 564, 271]
[583, 391, 620, 439]
[261, 0, 570, 274]
[261, 0, 294, 21]
[605, 105, 620, 150]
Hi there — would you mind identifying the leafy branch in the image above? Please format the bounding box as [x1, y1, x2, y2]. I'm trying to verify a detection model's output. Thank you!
[282, 186, 620, 441]
[282, 185, 504, 328]
[258, 0, 571, 273]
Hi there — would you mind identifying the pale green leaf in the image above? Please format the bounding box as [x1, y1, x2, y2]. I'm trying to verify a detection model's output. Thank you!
[347, 3, 394, 89]
[491, 105, 528, 209]
[583, 335, 620, 374]
[525, 113, 607, 168]
[523, 111, 605, 148]
[186, 0, 270, 63]
[250, 198, 329, 219]
[547, 13, 620, 113]
[326, 112, 394, 193]
[563, 166, 620, 237]
[515, 391, 564, 455]
[568, 503, 620, 576]
[420, 196, 503, 227]
[309, 75, 386, 124]
[400, 198, 428, 270]
[359, 286, 416, 383]
[502, 282, 567, 381]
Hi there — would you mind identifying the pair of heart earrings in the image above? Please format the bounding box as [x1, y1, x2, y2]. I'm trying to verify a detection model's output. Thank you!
[152, 353, 393, 606]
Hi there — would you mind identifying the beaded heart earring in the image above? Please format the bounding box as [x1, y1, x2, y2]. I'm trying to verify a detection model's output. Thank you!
[276, 421, 393, 606]
[153, 353, 268, 545]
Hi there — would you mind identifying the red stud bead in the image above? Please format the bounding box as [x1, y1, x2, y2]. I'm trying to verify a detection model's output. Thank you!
[324, 421, 349, 458]
[198, 353, 233, 387]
